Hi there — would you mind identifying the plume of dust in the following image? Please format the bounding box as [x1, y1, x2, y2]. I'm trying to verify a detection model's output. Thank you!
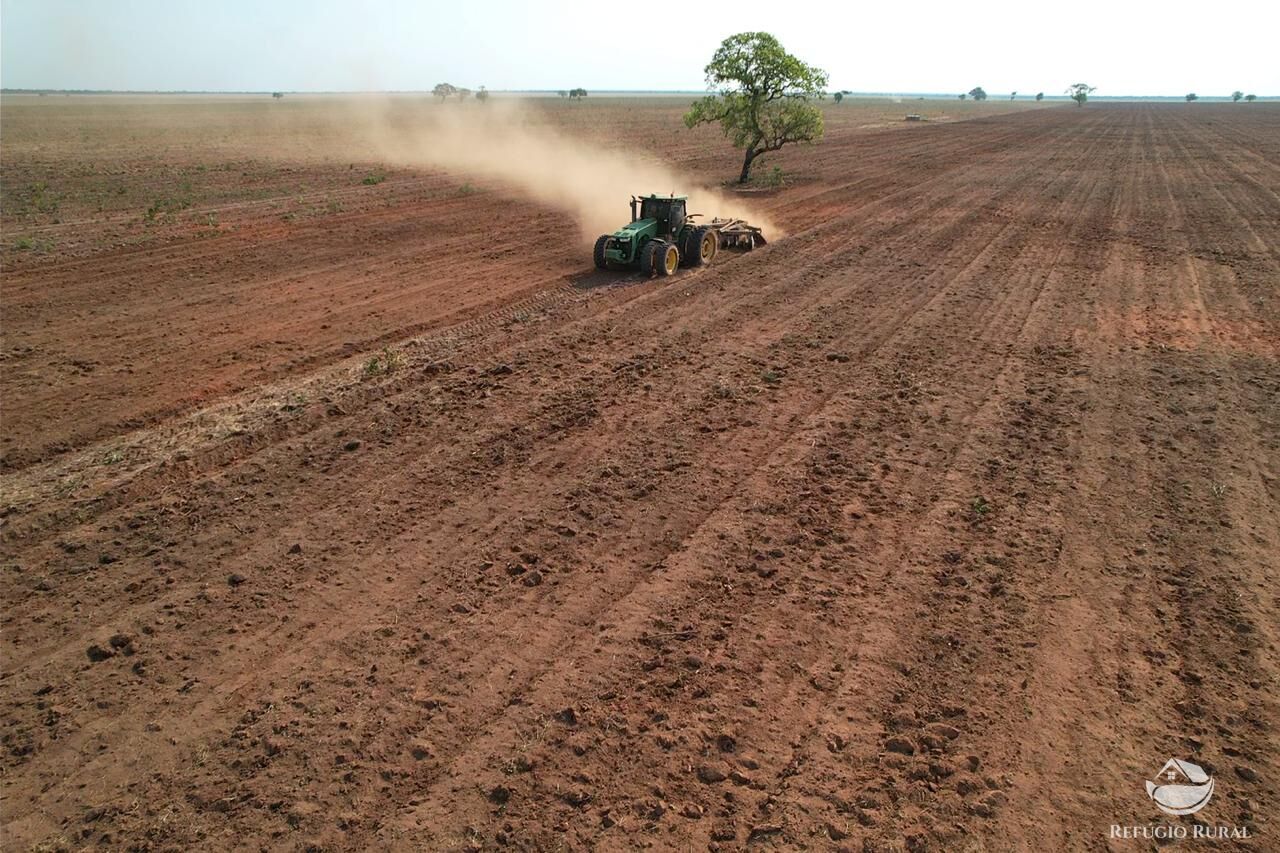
[313, 97, 778, 244]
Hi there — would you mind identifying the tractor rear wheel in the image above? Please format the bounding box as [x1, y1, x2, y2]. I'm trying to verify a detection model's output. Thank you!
[593, 235, 610, 270]
[684, 226, 718, 267]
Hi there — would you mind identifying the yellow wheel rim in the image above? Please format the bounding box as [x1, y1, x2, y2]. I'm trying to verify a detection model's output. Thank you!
[665, 247, 678, 273]
[701, 234, 715, 261]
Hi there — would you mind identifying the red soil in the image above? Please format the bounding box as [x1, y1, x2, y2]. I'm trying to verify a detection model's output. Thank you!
[1, 102, 1277, 850]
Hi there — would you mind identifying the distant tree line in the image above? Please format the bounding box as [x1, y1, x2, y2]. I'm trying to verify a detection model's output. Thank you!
[433, 83, 489, 101]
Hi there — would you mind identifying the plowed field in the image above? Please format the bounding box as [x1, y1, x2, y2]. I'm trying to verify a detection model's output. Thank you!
[2, 98, 1277, 850]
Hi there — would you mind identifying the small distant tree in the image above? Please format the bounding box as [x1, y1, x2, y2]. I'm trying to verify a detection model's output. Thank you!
[968, 86, 988, 101]
[1010, 91, 1017, 100]
[1035, 92, 1044, 101]
[1185, 92, 1198, 102]
[433, 82, 456, 101]
[1066, 83, 1095, 106]
[1231, 90, 1243, 102]
[1245, 93, 1257, 102]
[833, 92, 843, 104]
[476, 86, 489, 102]
[568, 87, 588, 99]
[959, 93, 967, 101]
[272, 92, 284, 100]
[684, 31, 828, 184]
[557, 90, 568, 98]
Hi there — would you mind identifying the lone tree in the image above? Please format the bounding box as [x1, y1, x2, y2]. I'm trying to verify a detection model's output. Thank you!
[1231, 90, 1244, 102]
[1245, 94, 1257, 102]
[1010, 90, 1017, 100]
[1035, 92, 1044, 101]
[476, 86, 490, 102]
[684, 32, 827, 184]
[968, 86, 988, 101]
[833, 91, 843, 104]
[456, 87, 472, 100]
[1185, 92, 1198, 102]
[557, 90, 568, 98]
[272, 92, 284, 100]
[433, 82, 456, 101]
[1066, 83, 1095, 106]
[959, 93, 967, 101]
[569, 87, 588, 99]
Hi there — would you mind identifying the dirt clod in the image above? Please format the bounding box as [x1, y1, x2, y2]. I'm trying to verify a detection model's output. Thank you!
[696, 764, 727, 784]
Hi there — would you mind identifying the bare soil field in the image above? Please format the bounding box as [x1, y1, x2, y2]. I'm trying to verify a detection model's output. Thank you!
[1, 97, 1277, 850]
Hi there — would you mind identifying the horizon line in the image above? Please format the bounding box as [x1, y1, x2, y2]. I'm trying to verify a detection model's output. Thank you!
[3, 88, 1274, 100]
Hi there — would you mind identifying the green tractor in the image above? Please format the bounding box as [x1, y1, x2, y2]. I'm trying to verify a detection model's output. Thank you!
[593, 194, 766, 276]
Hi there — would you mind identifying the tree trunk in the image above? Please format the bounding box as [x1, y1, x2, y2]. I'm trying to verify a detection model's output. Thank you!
[738, 148, 758, 183]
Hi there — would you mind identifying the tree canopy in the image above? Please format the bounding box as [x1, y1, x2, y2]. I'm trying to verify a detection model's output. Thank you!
[1066, 83, 1096, 106]
[432, 82, 456, 100]
[1245, 94, 1257, 102]
[684, 32, 828, 183]
[968, 87, 988, 101]
[1232, 90, 1244, 102]
[1185, 92, 1198, 102]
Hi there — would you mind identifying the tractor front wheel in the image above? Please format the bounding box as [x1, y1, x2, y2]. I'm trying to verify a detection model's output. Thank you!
[639, 240, 660, 276]
[640, 241, 680, 277]
[656, 242, 679, 276]
[593, 235, 610, 270]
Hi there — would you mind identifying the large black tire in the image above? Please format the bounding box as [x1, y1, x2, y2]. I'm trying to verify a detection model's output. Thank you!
[593, 235, 610, 270]
[640, 240, 680, 277]
[684, 226, 718, 267]
[639, 240, 660, 276]
[678, 227, 698, 265]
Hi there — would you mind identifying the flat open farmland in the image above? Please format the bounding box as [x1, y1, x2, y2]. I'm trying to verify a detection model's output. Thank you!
[1, 98, 1277, 850]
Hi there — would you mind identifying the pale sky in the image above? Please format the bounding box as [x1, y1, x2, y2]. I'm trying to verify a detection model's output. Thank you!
[2, 0, 1277, 97]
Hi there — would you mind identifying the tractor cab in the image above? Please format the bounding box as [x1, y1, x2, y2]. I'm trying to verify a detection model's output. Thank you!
[631, 194, 687, 239]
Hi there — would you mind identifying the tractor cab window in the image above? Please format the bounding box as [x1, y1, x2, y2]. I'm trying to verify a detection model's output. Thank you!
[669, 200, 686, 232]
[641, 198, 664, 221]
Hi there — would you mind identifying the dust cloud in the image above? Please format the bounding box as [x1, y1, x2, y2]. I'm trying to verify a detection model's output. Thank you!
[303, 97, 777, 243]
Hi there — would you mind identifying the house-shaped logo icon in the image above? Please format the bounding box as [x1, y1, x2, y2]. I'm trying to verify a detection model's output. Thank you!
[1145, 758, 1214, 816]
